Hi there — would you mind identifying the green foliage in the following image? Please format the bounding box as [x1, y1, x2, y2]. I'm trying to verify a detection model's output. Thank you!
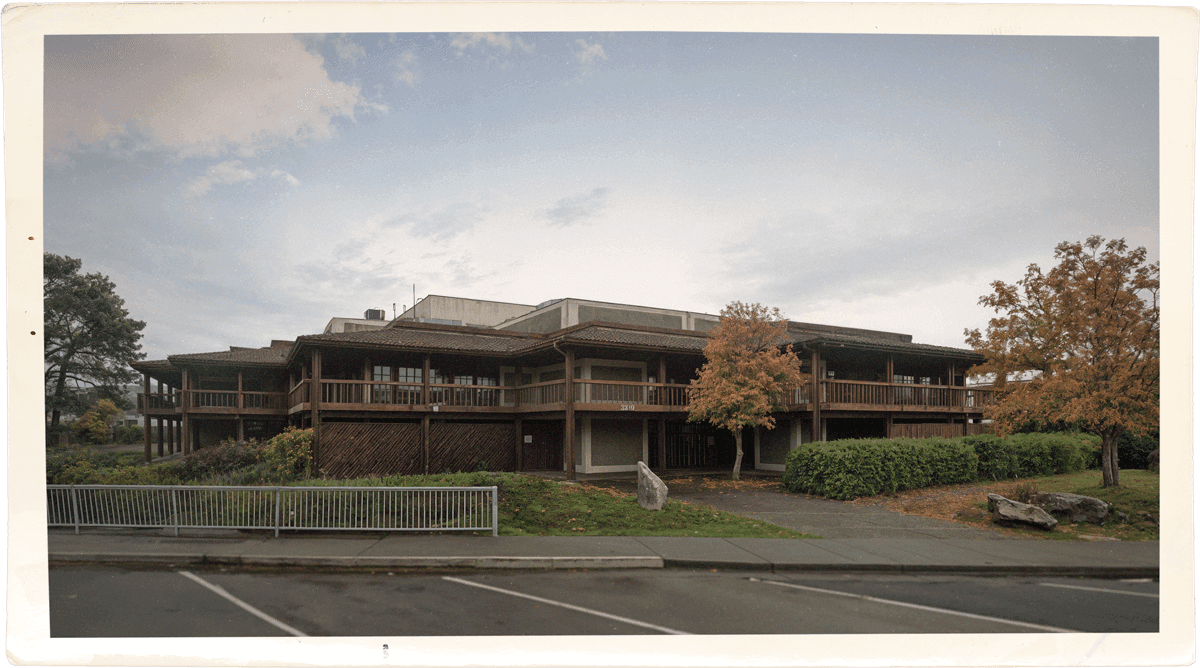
[260, 428, 313, 481]
[782, 438, 978, 500]
[112, 425, 146, 445]
[171, 439, 266, 482]
[784, 433, 1098, 500]
[70, 400, 124, 444]
[44, 253, 145, 430]
[1118, 431, 1158, 470]
[45, 446, 178, 485]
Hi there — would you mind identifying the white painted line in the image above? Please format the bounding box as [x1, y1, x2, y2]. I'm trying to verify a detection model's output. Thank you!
[1040, 582, 1159, 598]
[178, 570, 309, 637]
[442, 576, 691, 635]
[750, 578, 1077, 633]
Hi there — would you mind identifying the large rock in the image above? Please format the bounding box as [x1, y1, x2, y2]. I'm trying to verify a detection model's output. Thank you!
[987, 493, 1057, 531]
[1033, 492, 1110, 524]
[637, 461, 669, 511]
[1148, 449, 1159, 472]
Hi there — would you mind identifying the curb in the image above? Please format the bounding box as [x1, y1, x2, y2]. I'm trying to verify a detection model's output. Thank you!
[50, 553, 1155, 578]
[48, 553, 665, 570]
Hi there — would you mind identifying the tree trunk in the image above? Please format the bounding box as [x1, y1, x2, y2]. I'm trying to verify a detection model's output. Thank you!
[732, 429, 743, 481]
[1101, 430, 1121, 487]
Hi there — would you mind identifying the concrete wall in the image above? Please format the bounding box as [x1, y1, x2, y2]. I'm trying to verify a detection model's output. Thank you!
[757, 420, 791, 467]
[400, 296, 536, 328]
[577, 304, 684, 330]
[500, 305, 565, 334]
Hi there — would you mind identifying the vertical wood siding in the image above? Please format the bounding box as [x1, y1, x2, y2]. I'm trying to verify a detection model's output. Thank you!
[429, 422, 516, 474]
[319, 423, 423, 478]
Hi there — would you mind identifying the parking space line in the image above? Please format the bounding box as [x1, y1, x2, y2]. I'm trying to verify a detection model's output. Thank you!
[749, 578, 1076, 633]
[1040, 582, 1159, 598]
[178, 571, 308, 637]
[442, 576, 691, 635]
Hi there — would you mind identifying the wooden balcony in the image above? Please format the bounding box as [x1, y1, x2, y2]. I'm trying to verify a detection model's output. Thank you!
[139, 390, 289, 416]
[152, 379, 997, 418]
[817, 379, 997, 413]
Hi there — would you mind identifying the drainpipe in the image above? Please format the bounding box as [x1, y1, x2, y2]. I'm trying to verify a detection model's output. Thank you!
[552, 341, 576, 480]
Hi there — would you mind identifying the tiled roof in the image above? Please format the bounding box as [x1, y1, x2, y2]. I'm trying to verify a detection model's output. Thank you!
[562, 326, 709, 352]
[298, 325, 539, 354]
[789, 331, 983, 359]
[130, 359, 174, 372]
[168, 345, 292, 366]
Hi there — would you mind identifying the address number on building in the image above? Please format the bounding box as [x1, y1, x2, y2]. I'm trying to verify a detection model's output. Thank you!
[620, 403, 637, 411]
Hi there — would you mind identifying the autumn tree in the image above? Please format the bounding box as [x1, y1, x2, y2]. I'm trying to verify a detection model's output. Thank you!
[71, 399, 125, 444]
[687, 302, 806, 480]
[965, 237, 1159, 487]
[45, 253, 146, 434]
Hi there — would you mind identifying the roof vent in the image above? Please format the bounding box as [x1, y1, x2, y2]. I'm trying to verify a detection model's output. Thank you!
[365, 308, 386, 321]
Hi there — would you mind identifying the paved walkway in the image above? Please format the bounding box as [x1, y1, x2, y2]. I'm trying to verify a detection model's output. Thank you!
[47, 530, 1158, 577]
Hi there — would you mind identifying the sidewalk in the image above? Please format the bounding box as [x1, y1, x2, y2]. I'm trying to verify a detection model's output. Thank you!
[48, 529, 1159, 577]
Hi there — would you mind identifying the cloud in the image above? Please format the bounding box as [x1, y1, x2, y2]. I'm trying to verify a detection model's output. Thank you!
[574, 39, 607, 65]
[382, 201, 487, 241]
[271, 170, 301, 188]
[184, 161, 300, 198]
[394, 51, 419, 87]
[450, 33, 534, 55]
[330, 34, 367, 65]
[545, 187, 610, 228]
[184, 161, 258, 198]
[45, 35, 376, 162]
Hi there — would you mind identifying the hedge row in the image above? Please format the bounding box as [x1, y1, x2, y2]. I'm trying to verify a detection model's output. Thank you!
[782, 432, 1101, 500]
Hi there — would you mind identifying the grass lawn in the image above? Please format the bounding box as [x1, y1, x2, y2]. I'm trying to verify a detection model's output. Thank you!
[850, 469, 1159, 541]
[303, 472, 815, 538]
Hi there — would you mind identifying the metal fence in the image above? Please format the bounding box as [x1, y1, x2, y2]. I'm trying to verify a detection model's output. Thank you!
[47, 485, 499, 537]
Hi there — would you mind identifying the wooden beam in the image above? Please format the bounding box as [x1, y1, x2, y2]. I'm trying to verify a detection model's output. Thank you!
[168, 415, 175, 455]
[810, 349, 821, 443]
[311, 350, 322, 469]
[657, 416, 667, 472]
[422, 355, 431, 405]
[181, 368, 191, 455]
[142, 372, 152, 463]
[564, 347, 576, 479]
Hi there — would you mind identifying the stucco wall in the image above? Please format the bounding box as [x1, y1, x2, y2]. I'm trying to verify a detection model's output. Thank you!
[590, 418, 644, 466]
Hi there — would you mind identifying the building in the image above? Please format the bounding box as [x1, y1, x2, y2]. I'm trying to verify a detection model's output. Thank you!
[132, 296, 994, 477]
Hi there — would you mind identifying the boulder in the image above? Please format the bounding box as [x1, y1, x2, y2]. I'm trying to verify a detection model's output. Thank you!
[1033, 492, 1110, 525]
[987, 493, 1057, 531]
[1148, 449, 1159, 472]
[637, 461, 669, 511]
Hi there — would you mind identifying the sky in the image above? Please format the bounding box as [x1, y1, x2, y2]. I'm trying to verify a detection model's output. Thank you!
[42, 32, 1160, 363]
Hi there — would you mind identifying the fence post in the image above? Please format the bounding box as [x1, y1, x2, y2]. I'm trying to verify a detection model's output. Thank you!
[491, 486, 498, 537]
[69, 486, 80, 535]
[274, 488, 282, 538]
[170, 487, 179, 537]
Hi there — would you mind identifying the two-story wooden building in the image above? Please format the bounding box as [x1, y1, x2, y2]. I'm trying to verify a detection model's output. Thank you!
[132, 297, 994, 478]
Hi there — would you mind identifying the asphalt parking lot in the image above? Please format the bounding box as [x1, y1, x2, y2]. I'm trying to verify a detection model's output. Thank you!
[50, 565, 1158, 637]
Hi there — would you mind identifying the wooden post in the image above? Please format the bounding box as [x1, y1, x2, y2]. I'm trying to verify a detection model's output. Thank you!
[142, 373, 152, 463]
[155, 380, 164, 457]
[168, 415, 175, 454]
[810, 349, 822, 443]
[564, 348, 576, 479]
[310, 350, 322, 470]
[886, 355, 895, 407]
[422, 355, 431, 405]
[515, 417, 523, 472]
[237, 371, 243, 411]
[181, 368, 191, 455]
[657, 416, 667, 472]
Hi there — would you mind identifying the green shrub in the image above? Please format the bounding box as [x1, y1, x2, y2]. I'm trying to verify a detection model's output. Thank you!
[260, 428, 313, 481]
[112, 425, 146, 445]
[1118, 431, 1158, 469]
[173, 439, 265, 482]
[782, 438, 977, 500]
[71, 400, 123, 444]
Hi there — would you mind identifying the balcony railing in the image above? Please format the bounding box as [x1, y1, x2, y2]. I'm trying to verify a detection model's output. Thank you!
[820, 380, 997, 409]
[146, 378, 997, 415]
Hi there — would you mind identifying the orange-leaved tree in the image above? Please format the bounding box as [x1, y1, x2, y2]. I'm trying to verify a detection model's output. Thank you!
[965, 237, 1159, 487]
[687, 302, 806, 480]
